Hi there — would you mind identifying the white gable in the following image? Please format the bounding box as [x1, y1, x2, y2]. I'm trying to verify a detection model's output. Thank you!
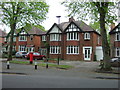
[20, 30, 27, 35]
[66, 23, 79, 32]
[49, 25, 62, 33]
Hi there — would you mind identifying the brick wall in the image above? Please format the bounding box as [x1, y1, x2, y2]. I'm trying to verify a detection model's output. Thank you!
[48, 32, 102, 61]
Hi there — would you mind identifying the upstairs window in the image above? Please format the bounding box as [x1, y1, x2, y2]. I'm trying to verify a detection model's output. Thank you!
[30, 35, 33, 41]
[84, 33, 90, 40]
[67, 32, 79, 40]
[42, 35, 46, 41]
[115, 33, 120, 41]
[50, 34, 61, 41]
[19, 36, 27, 41]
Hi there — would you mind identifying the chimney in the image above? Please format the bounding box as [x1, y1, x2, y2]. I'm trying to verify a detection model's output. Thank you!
[56, 16, 61, 24]
[69, 16, 75, 22]
[111, 23, 115, 30]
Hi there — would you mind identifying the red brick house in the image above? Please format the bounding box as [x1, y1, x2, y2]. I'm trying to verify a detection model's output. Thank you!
[4, 27, 46, 53]
[46, 17, 103, 61]
[0, 29, 6, 44]
[109, 23, 120, 58]
[0, 29, 7, 52]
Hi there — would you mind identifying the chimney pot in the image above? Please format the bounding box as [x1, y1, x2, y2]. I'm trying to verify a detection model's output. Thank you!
[69, 16, 75, 22]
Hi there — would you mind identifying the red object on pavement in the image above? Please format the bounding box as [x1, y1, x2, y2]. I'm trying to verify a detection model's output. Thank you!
[26, 52, 46, 60]
[30, 52, 33, 64]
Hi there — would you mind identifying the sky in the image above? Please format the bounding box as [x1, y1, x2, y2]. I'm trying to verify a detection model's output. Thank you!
[0, 0, 71, 32]
[0, 0, 119, 33]
[41, 0, 70, 30]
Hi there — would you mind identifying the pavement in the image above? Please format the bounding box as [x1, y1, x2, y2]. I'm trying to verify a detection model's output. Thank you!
[0, 58, 119, 79]
[1, 58, 119, 88]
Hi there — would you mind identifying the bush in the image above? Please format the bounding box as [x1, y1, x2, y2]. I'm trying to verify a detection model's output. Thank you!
[12, 51, 17, 55]
[2, 53, 8, 58]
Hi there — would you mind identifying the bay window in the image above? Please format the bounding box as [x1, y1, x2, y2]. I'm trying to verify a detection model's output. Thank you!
[50, 34, 61, 41]
[67, 46, 79, 54]
[50, 46, 61, 54]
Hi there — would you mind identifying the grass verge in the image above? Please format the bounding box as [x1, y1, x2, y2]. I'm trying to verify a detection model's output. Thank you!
[8, 60, 73, 70]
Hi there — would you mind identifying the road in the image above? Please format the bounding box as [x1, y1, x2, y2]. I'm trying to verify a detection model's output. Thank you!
[1, 62, 119, 88]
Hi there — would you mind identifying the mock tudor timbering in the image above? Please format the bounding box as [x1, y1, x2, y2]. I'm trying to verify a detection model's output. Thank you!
[1, 17, 104, 61]
[109, 23, 120, 58]
[45, 17, 103, 61]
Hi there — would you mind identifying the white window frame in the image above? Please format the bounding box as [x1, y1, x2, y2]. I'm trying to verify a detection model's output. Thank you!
[66, 46, 79, 54]
[30, 35, 33, 41]
[19, 45, 26, 51]
[98, 36, 100, 44]
[115, 33, 120, 41]
[67, 32, 79, 41]
[4, 37, 7, 42]
[84, 33, 90, 40]
[50, 46, 61, 54]
[50, 34, 61, 41]
[12, 45, 16, 51]
[19, 35, 27, 41]
[116, 47, 120, 57]
[13, 37, 16, 42]
[42, 35, 46, 41]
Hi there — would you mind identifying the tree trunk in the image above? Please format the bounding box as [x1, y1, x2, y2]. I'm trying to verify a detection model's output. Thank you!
[7, 24, 16, 61]
[99, 3, 112, 71]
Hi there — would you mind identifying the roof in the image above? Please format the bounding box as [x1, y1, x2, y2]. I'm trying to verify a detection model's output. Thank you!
[109, 23, 120, 34]
[28, 27, 46, 35]
[47, 20, 100, 35]
[16, 26, 46, 35]
[0, 29, 7, 37]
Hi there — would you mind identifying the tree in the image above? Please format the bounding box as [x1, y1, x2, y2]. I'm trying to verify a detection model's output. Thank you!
[89, 21, 100, 32]
[62, 1, 118, 70]
[0, 1, 49, 61]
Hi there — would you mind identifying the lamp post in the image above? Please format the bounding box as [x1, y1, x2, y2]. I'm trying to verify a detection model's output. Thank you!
[56, 16, 61, 65]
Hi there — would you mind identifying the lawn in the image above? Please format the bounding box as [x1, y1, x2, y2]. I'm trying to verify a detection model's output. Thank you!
[8, 60, 73, 70]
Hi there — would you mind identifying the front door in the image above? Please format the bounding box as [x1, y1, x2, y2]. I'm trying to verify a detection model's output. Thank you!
[83, 47, 92, 61]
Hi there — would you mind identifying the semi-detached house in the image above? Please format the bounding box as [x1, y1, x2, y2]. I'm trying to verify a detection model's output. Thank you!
[43, 17, 103, 61]
[109, 23, 120, 58]
[3, 27, 46, 53]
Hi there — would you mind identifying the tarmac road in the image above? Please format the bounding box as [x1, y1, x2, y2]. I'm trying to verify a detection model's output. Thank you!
[1, 62, 119, 88]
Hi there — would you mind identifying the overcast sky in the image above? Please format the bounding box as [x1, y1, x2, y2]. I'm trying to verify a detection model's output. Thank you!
[0, 0, 119, 33]
[41, 0, 69, 30]
[0, 0, 70, 32]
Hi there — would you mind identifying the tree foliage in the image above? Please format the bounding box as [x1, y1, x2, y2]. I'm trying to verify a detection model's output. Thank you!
[0, 1, 49, 61]
[62, 1, 118, 24]
[0, 2, 49, 29]
[62, 1, 119, 70]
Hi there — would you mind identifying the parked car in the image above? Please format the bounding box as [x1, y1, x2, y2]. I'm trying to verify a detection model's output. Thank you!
[110, 57, 120, 67]
[15, 51, 27, 58]
[25, 52, 46, 60]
